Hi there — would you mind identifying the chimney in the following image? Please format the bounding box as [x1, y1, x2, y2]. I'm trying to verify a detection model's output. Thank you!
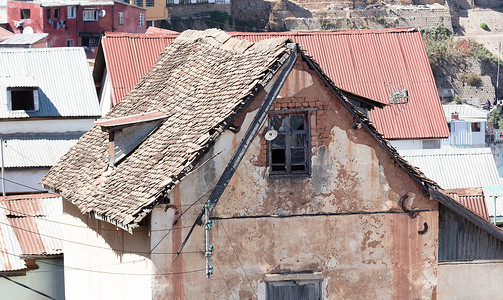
[451, 112, 459, 120]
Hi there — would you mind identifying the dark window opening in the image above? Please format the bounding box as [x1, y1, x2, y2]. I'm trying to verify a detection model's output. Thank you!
[46, 9, 51, 19]
[81, 36, 100, 47]
[20, 9, 30, 19]
[472, 122, 481, 132]
[10, 89, 35, 110]
[53, 8, 60, 18]
[268, 112, 310, 176]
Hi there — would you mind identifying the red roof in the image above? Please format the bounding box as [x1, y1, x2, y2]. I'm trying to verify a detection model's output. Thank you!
[444, 188, 490, 221]
[99, 28, 449, 140]
[0, 27, 14, 42]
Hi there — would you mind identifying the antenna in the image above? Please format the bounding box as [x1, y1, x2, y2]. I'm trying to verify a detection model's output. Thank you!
[386, 82, 409, 114]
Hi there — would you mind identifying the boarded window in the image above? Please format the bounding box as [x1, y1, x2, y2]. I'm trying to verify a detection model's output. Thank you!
[139, 13, 144, 26]
[266, 280, 321, 300]
[118, 12, 124, 25]
[268, 112, 310, 176]
[471, 122, 481, 132]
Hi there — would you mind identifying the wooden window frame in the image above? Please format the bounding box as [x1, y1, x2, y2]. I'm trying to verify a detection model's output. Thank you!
[267, 109, 312, 177]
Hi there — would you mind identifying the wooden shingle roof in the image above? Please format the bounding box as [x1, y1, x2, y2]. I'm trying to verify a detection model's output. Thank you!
[41, 29, 293, 231]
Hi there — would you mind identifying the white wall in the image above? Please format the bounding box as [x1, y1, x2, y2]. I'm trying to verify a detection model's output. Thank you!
[441, 121, 486, 148]
[0, 258, 65, 300]
[2, 169, 49, 194]
[438, 260, 503, 299]
[0, 118, 97, 134]
[390, 139, 441, 151]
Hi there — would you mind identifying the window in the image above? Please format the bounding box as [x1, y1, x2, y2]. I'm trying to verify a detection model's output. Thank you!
[53, 8, 60, 18]
[20, 9, 30, 20]
[83, 10, 98, 21]
[135, 0, 144, 7]
[8, 88, 39, 111]
[118, 12, 124, 25]
[146, 0, 154, 6]
[139, 13, 144, 27]
[67, 6, 76, 18]
[82, 36, 100, 47]
[472, 122, 481, 132]
[266, 280, 321, 299]
[268, 112, 310, 176]
[46, 9, 51, 19]
[66, 39, 74, 47]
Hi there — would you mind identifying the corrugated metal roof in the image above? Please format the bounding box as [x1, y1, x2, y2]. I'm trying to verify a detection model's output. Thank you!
[0, 194, 63, 256]
[444, 187, 490, 221]
[443, 104, 489, 122]
[0, 27, 14, 42]
[401, 148, 500, 189]
[99, 28, 448, 140]
[482, 186, 503, 218]
[0, 75, 38, 88]
[0, 47, 101, 118]
[0, 132, 84, 168]
[0, 206, 26, 272]
[0, 33, 48, 45]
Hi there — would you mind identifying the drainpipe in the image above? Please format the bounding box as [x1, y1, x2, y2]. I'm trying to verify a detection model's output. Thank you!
[494, 195, 498, 226]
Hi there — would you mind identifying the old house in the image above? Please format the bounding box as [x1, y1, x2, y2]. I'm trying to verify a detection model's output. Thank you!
[7, 0, 146, 58]
[0, 193, 64, 299]
[0, 33, 48, 48]
[0, 47, 101, 194]
[42, 29, 503, 299]
[93, 27, 449, 147]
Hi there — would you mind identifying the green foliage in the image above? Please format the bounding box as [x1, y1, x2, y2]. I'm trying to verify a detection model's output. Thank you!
[319, 17, 336, 30]
[489, 109, 503, 129]
[480, 22, 489, 31]
[421, 26, 459, 67]
[376, 16, 385, 24]
[460, 72, 481, 86]
[453, 94, 463, 104]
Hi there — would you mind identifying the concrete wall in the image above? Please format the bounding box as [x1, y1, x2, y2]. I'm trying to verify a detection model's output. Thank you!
[438, 260, 503, 299]
[0, 258, 64, 300]
[62, 199, 153, 300]
[150, 55, 439, 298]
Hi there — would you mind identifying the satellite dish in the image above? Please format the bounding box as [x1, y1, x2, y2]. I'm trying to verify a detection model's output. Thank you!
[22, 26, 33, 34]
[265, 130, 278, 141]
[99, 10, 106, 17]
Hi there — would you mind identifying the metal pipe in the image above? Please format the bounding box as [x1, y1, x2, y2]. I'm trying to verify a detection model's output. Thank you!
[1, 139, 5, 196]
[497, 41, 501, 102]
[205, 202, 211, 278]
[495, 195, 498, 226]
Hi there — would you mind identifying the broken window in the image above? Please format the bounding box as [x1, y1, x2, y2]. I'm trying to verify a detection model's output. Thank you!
[20, 9, 30, 19]
[8, 88, 39, 111]
[266, 280, 321, 299]
[267, 112, 310, 176]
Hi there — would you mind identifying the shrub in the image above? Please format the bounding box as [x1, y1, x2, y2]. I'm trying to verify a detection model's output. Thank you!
[460, 72, 481, 86]
[489, 109, 503, 129]
[480, 23, 489, 31]
[453, 94, 463, 104]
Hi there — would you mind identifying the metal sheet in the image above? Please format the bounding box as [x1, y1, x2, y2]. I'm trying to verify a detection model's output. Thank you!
[444, 188, 490, 221]
[401, 148, 501, 189]
[0, 47, 101, 118]
[99, 28, 448, 140]
[0, 206, 25, 272]
[0, 132, 83, 168]
[0, 33, 48, 45]
[443, 104, 489, 122]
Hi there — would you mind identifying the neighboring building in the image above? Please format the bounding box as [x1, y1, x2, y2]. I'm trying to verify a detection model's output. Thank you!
[444, 187, 490, 221]
[0, 26, 13, 41]
[0, 47, 101, 194]
[401, 148, 501, 189]
[42, 29, 503, 299]
[7, 0, 146, 58]
[0, 193, 64, 300]
[0, 33, 48, 48]
[442, 104, 488, 148]
[93, 27, 449, 146]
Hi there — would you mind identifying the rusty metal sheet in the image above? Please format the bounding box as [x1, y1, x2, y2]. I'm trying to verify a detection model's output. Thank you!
[444, 188, 490, 221]
[100, 28, 448, 140]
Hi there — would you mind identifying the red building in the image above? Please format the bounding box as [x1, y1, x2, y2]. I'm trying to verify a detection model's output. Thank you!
[7, 0, 146, 58]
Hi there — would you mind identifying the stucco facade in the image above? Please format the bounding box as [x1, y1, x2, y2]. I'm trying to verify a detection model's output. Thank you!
[61, 55, 440, 299]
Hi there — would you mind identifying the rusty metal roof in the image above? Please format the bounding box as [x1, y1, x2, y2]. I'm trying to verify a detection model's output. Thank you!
[0, 193, 63, 256]
[97, 28, 448, 140]
[444, 187, 490, 221]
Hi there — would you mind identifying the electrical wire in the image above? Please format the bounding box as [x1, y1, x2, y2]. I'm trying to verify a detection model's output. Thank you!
[214, 259, 236, 300]
[0, 272, 55, 299]
[3, 143, 47, 168]
[220, 220, 257, 299]
[0, 176, 45, 192]
[0, 249, 205, 276]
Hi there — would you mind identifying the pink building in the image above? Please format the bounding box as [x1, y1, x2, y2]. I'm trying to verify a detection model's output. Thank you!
[7, 0, 146, 58]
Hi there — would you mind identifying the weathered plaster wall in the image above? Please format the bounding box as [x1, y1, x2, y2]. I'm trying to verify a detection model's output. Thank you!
[438, 260, 503, 299]
[151, 55, 439, 299]
[62, 200, 153, 300]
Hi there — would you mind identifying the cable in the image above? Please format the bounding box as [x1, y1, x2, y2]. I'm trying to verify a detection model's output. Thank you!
[214, 259, 236, 300]
[0, 176, 45, 192]
[0, 273, 55, 299]
[3, 143, 46, 168]
[0, 219, 200, 255]
[220, 220, 257, 299]
[0, 249, 204, 276]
